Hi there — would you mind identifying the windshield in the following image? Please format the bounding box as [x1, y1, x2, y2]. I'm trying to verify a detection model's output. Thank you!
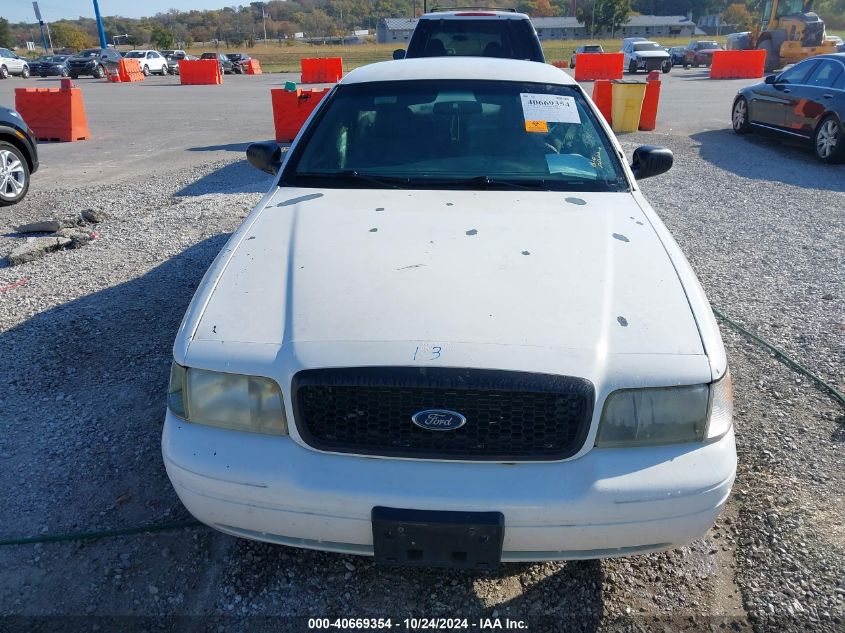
[125, 51, 145, 58]
[77, 49, 100, 58]
[584, 46, 602, 52]
[634, 43, 663, 52]
[406, 19, 545, 63]
[699, 41, 721, 49]
[285, 80, 627, 192]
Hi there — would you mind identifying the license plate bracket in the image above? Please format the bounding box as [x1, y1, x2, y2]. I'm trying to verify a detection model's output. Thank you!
[372, 506, 504, 570]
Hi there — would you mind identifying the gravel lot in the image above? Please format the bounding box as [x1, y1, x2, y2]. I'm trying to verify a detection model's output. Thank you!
[0, 73, 843, 632]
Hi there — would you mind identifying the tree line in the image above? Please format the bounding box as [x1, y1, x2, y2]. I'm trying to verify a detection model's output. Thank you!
[2, 0, 843, 51]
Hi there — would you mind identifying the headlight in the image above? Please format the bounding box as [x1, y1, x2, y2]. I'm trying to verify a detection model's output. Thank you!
[596, 370, 733, 447]
[167, 362, 288, 435]
[705, 370, 733, 440]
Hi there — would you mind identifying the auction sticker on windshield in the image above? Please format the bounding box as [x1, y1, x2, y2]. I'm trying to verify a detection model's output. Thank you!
[520, 93, 581, 125]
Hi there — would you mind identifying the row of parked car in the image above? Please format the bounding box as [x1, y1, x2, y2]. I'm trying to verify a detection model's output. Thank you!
[0, 47, 255, 80]
[570, 39, 731, 74]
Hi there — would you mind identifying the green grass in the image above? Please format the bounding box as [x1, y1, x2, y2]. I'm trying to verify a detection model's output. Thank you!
[185, 37, 723, 73]
[181, 32, 844, 74]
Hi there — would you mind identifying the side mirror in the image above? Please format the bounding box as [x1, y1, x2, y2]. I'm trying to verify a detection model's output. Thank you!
[246, 141, 282, 175]
[393, 49, 405, 60]
[764, 74, 777, 84]
[630, 145, 673, 180]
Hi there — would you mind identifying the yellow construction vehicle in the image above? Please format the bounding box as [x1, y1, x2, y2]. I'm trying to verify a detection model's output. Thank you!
[748, 0, 837, 72]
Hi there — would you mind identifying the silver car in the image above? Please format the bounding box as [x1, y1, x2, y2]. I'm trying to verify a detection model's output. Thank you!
[0, 48, 31, 79]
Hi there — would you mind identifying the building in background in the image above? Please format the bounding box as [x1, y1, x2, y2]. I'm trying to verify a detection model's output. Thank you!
[531, 17, 585, 40]
[376, 15, 701, 44]
[377, 18, 417, 44]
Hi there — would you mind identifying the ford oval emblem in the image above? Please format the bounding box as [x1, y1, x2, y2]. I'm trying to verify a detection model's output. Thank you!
[411, 409, 467, 431]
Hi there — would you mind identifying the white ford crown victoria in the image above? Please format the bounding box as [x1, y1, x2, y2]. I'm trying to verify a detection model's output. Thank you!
[163, 58, 736, 569]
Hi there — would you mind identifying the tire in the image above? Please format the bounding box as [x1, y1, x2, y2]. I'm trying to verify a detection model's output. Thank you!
[159, 65, 168, 76]
[570, 57, 575, 68]
[628, 59, 638, 74]
[813, 116, 845, 163]
[732, 96, 752, 135]
[21, 66, 30, 79]
[662, 61, 671, 74]
[94, 65, 105, 78]
[759, 40, 779, 73]
[0, 142, 30, 207]
[69, 73, 79, 79]
[0, 66, 8, 80]
[142, 65, 150, 76]
[61, 68, 69, 77]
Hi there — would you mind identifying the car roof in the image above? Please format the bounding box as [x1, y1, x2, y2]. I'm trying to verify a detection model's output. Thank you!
[419, 10, 530, 20]
[341, 57, 574, 86]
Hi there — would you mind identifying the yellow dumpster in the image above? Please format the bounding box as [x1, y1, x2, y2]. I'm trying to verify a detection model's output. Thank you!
[610, 81, 647, 133]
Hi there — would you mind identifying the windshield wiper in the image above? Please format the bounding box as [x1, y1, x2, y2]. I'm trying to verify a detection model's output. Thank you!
[448, 176, 550, 190]
[296, 170, 408, 189]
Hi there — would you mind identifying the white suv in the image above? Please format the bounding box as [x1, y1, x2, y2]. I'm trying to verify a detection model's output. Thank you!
[124, 50, 168, 76]
[622, 38, 671, 74]
[398, 10, 545, 62]
[0, 48, 31, 79]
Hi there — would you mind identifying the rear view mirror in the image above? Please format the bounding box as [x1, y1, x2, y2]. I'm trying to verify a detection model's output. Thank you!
[630, 145, 673, 179]
[393, 49, 405, 60]
[433, 101, 483, 116]
[246, 141, 282, 175]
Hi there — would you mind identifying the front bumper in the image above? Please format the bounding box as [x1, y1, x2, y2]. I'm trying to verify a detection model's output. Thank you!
[39, 67, 67, 76]
[162, 412, 736, 561]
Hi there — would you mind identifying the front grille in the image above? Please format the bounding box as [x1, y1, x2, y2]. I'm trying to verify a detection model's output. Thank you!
[292, 367, 594, 461]
[645, 58, 664, 71]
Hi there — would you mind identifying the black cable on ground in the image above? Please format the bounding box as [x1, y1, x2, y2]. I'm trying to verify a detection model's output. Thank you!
[712, 306, 845, 408]
[0, 520, 205, 547]
[1, 307, 841, 549]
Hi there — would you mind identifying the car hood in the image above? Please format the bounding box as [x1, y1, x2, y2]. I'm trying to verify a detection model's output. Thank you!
[189, 188, 704, 358]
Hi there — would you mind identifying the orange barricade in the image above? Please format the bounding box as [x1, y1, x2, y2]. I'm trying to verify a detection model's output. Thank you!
[246, 59, 262, 75]
[574, 53, 624, 81]
[300, 57, 343, 83]
[179, 59, 223, 85]
[710, 50, 766, 79]
[551, 60, 570, 69]
[15, 84, 90, 142]
[118, 58, 145, 82]
[591, 80, 613, 125]
[271, 88, 330, 142]
[638, 78, 661, 130]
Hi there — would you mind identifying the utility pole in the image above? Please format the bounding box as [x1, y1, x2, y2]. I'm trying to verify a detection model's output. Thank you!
[591, 1, 596, 38]
[262, 6, 267, 43]
[92, 0, 108, 48]
[32, 3, 50, 53]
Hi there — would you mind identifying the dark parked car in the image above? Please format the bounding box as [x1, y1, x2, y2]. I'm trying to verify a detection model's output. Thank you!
[397, 10, 545, 63]
[570, 44, 603, 68]
[684, 41, 723, 68]
[225, 52, 251, 74]
[200, 52, 233, 74]
[164, 52, 197, 75]
[668, 46, 686, 66]
[732, 54, 845, 163]
[0, 106, 39, 206]
[66, 48, 122, 79]
[29, 54, 70, 77]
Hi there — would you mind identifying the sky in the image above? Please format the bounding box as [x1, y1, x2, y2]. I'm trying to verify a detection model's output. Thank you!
[4, 1, 237, 24]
